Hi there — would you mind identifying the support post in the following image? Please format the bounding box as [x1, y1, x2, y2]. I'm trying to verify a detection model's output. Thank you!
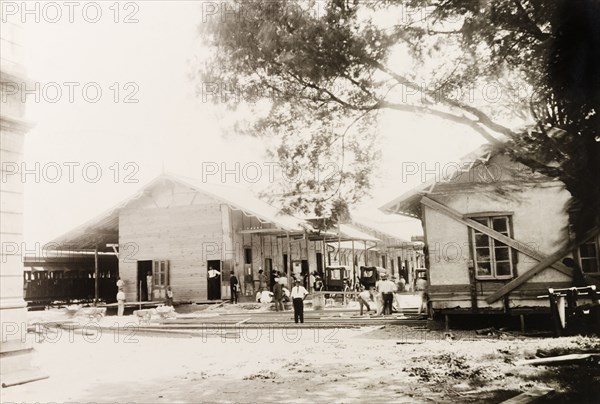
[304, 231, 310, 292]
[287, 232, 292, 289]
[351, 240, 356, 288]
[548, 289, 562, 338]
[322, 237, 326, 271]
[94, 247, 99, 306]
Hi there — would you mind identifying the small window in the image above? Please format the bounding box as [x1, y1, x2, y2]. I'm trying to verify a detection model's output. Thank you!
[153, 260, 169, 286]
[579, 240, 599, 273]
[471, 215, 514, 279]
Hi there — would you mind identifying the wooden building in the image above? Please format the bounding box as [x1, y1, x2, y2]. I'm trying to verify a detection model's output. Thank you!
[343, 218, 424, 285]
[51, 174, 380, 303]
[380, 146, 600, 317]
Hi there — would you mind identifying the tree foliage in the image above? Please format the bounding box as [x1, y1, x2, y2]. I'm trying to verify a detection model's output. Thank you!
[197, 0, 600, 237]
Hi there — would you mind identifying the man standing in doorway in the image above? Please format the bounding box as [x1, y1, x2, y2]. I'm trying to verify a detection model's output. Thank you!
[291, 279, 309, 323]
[207, 266, 221, 300]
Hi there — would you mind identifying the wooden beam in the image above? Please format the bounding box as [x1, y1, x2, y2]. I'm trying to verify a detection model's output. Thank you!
[501, 387, 555, 403]
[239, 228, 288, 235]
[485, 231, 598, 303]
[516, 354, 599, 367]
[421, 196, 573, 277]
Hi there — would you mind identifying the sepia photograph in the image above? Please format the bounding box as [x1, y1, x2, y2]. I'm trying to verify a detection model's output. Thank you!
[1, 1, 599, 403]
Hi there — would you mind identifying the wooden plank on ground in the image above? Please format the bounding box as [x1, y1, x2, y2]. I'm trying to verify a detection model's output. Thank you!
[516, 353, 599, 366]
[1, 371, 49, 388]
[235, 318, 251, 325]
[501, 387, 554, 404]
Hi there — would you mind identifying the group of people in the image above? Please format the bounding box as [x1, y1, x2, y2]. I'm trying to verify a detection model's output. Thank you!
[230, 269, 309, 323]
[231, 267, 429, 321]
[356, 273, 400, 316]
[355, 272, 430, 316]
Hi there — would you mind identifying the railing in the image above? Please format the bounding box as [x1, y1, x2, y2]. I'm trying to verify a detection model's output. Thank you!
[538, 285, 599, 337]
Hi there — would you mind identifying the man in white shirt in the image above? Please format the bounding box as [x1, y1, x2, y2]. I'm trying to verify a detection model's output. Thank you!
[378, 275, 397, 315]
[290, 279, 309, 323]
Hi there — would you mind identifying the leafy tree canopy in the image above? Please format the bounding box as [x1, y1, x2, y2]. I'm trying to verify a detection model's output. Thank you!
[197, 0, 600, 238]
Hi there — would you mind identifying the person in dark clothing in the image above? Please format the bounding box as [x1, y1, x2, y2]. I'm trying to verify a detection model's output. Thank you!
[563, 257, 587, 287]
[273, 281, 284, 312]
[291, 279, 308, 323]
[258, 269, 267, 292]
[166, 285, 173, 306]
[229, 271, 239, 304]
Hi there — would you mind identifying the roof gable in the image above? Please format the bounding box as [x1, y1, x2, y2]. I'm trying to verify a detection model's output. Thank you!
[380, 145, 561, 218]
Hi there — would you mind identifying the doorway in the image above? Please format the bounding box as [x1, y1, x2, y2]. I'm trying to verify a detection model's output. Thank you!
[264, 258, 273, 289]
[316, 252, 323, 277]
[137, 260, 152, 302]
[301, 259, 309, 288]
[207, 260, 222, 300]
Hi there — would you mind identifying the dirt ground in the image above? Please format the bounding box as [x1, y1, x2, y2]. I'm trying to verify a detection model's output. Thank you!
[1, 307, 599, 404]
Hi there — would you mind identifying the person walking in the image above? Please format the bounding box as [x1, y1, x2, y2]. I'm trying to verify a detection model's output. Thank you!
[357, 286, 372, 315]
[273, 280, 284, 312]
[290, 279, 308, 323]
[229, 271, 239, 304]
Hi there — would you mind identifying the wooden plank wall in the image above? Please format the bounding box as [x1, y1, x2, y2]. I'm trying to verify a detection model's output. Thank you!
[421, 160, 574, 311]
[119, 183, 223, 302]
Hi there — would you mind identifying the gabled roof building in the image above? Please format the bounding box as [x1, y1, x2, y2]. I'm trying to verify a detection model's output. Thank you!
[381, 146, 599, 319]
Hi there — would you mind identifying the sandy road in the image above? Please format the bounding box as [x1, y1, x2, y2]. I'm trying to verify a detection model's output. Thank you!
[2, 308, 598, 404]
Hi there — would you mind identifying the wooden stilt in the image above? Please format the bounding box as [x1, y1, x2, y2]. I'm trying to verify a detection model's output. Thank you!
[548, 290, 562, 338]
[94, 247, 99, 306]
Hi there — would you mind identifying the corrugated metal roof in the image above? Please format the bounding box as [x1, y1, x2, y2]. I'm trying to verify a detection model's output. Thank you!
[50, 173, 380, 249]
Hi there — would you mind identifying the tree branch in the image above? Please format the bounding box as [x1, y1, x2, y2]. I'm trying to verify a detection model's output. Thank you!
[371, 60, 517, 139]
[512, 0, 551, 42]
[378, 100, 503, 145]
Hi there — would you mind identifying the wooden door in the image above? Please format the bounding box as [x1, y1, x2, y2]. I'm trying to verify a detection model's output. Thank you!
[151, 260, 169, 300]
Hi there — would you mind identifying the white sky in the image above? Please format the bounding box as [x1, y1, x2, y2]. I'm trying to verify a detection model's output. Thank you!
[15, 1, 486, 245]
